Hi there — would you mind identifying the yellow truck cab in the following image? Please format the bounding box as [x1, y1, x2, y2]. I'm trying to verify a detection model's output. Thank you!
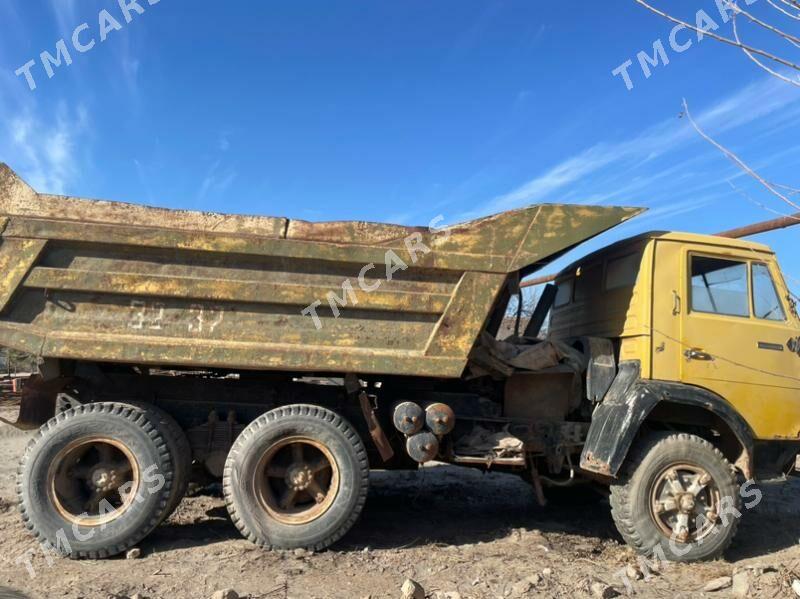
[550, 231, 800, 561]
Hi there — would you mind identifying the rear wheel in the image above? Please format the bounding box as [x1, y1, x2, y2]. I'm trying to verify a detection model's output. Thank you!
[609, 432, 740, 562]
[118, 402, 192, 522]
[223, 404, 369, 551]
[17, 402, 174, 558]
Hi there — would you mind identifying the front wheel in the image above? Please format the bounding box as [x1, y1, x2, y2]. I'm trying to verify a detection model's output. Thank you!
[223, 404, 369, 551]
[609, 432, 740, 562]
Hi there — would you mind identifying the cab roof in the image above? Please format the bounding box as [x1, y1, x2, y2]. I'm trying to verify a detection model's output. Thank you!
[556, 230, 773, 278]
[636, 230, 772, 252]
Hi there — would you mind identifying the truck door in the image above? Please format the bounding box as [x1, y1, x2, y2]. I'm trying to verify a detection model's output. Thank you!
[677, 248, 800, 439]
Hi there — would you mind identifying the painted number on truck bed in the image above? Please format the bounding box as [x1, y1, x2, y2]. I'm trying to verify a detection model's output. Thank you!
[129, 300, 165, 330]
[128, 301, 224, 334]
[188, 304, 224, 334]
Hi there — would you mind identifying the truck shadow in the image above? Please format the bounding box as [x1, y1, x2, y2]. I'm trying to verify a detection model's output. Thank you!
[344, 466, 620, 551]
[727, 477, 800, 561]
[149, 465, 620, 554]
[147, 466, 800, 562]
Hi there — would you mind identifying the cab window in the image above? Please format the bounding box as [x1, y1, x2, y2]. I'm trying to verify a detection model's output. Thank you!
[605, 253, 640, 290]
[554, 278, 572, 307]
[574, 264, 602, 302]
[752, 263, 786, 321]
[690, 256, 749, 317]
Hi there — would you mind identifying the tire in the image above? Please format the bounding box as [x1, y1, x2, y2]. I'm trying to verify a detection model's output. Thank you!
[609, 432, 740, 562]
[17, 402, 174, 559]
[224, 404, 369, 551]
[117, 401, 192, 523]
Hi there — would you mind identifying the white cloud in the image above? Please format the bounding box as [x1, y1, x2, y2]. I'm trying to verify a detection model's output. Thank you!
[2, 102, 89, 195]
[483, 76, 800, 215]
[197, 160, 237, 202]
[0, 1, 92, 197]
[49, 0, 78, 35]
[219, 133, 231, 152]
[115, 31, 142, 104]
[488, 145, 617, 210]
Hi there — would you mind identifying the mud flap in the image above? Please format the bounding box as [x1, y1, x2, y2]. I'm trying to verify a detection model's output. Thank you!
[0, 375, 69, 430]
[580, 361, 647, 476]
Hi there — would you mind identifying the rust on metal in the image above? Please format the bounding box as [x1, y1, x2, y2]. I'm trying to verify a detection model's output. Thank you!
[520, 273, 558, 288]
[580, 450, 613, 477]
[0, 163, 643, 378]
[527, 460, 548, 507]
[716, 211, 800, 239]
[254, 436, 340, 525]
[0, 375, 71, 430]
[424, 402, 456, 436]
[0, 237, 46, 312]
[359, 391, 395, 462]
[520, 209, 800, 284]
[49, 436, 140, 527]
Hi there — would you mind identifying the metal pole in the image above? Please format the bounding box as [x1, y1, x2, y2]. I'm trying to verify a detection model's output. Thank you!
[520, 273, 557, 289]
[716, 212, 800, 239]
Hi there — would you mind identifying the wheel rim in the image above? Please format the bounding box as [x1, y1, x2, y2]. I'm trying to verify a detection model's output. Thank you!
[48, 436, 140, 527]
[649, 463, 721, 543]
[255, 436, 340, 525]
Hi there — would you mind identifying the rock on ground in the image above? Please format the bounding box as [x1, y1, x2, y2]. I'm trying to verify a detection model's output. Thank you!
[732, 571, 749, 597]
[400, 578, 424, 599]
[703, 576, 732, 592]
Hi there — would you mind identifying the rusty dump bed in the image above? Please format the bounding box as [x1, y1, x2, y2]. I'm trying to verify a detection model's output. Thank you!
[0, 165, 641, 378]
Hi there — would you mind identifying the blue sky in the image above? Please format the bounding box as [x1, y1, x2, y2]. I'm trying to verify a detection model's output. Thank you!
[0, 1, 798, 292]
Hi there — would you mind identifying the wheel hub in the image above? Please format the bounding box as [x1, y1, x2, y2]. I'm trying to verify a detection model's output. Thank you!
[286, 464, 314, 491]
[649, 464, 721, 543]
[48, 436, 139, 526]
[255, 436, 340, 526]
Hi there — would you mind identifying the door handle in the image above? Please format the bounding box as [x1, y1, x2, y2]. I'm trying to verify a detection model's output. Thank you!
[684, 348, 714, 361]
[757, 341, 784, 352]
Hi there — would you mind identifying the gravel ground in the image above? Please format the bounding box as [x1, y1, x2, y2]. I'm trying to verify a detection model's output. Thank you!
[2, 406, 800, 598]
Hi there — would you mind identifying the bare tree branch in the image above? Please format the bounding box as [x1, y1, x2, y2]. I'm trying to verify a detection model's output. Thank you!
[633, 0, 800, 74]
[772, 182, 800, 195]
[728, 180, 800, 221]
[732, 12, 800, 87]
[681, 99, 800, 212]
[730, 2, 800, 47]
[766, 0, 800, 22]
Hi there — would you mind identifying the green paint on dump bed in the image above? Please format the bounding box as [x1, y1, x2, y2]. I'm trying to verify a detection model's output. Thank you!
[0, 164, 642, 378]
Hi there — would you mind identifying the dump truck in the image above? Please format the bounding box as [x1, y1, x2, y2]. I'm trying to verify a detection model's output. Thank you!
[1, 164, 798, 563]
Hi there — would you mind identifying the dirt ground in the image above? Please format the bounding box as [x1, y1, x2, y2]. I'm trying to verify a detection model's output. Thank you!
[2, 408, 800, 598]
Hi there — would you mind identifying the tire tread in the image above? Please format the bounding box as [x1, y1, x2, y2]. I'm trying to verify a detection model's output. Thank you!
[17, 402, 174, 559]
[609, 432, 739, 561]
[223, 404, 369, 552]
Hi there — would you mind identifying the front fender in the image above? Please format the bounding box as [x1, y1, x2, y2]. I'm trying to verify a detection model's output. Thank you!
[580, 361, 755, 478]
